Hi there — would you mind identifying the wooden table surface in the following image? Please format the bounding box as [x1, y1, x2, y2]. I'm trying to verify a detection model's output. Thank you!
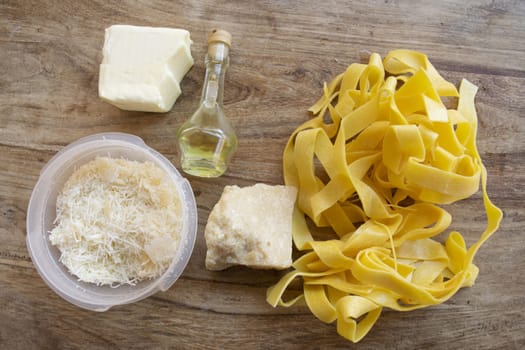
[1, 1, 524, 349]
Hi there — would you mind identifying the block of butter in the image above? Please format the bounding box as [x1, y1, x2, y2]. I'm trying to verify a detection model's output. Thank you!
[204, 184, 297, 271]
[98, 25, 194, 112]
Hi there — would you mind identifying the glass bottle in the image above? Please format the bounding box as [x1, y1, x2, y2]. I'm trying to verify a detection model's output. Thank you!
[176, 29, 237, 177]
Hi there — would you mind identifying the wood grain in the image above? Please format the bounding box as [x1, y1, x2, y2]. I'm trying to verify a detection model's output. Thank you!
[1, 0, 524, 349]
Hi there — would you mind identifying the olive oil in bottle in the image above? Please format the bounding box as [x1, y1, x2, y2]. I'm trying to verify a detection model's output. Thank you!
[176, 29, 237, 177]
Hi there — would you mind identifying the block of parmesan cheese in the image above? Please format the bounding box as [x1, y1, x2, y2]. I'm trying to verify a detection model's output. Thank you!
[204, 184, 297, 270]
[98, 25, 194, 112]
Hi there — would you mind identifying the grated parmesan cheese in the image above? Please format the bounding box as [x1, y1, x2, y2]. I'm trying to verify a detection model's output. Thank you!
[49, 156, 183, 286]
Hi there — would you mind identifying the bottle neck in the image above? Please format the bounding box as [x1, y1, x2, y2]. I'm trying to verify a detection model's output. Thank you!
[200, 42, 229, 108]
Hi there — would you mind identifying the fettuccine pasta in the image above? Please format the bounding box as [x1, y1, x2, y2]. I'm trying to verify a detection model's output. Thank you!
[266, 50, 503, 342]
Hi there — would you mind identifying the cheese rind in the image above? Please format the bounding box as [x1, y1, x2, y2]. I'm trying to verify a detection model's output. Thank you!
[204, 184, 297, 270]
[98, 25, 193, 112]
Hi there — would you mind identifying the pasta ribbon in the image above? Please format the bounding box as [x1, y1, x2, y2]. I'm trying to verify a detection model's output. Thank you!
[267, 50, 502, 342]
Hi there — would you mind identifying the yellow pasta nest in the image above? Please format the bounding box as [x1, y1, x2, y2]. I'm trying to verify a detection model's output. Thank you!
[266, 50, 503, 342]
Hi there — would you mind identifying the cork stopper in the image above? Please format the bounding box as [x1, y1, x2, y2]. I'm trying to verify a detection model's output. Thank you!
[208, 29, 232, 48]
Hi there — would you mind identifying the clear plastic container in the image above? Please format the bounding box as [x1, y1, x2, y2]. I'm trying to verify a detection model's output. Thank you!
[26, 132, 197, 311]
